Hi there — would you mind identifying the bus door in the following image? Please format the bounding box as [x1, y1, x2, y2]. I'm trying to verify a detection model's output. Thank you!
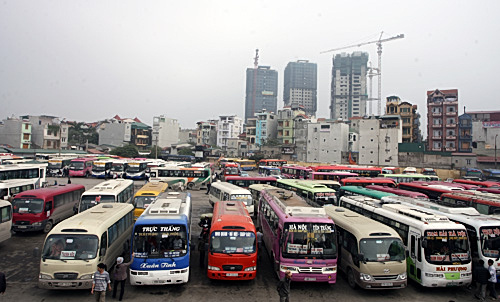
[408, 229, 422, 283]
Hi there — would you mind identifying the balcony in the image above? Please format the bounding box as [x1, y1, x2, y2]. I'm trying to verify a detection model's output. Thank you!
[432, 136, 442, 140]
[446, 111, 457, 116]
[459, 134, 472, 140]
[459, 148, 472, 153]
[431, 147, 442, 151]
[445, 147, 457, 152]
[432, 124, 443, 128]
[445, 124, 457, 128]
[445, 135, 457, 140]
[432, 112, 442, 117]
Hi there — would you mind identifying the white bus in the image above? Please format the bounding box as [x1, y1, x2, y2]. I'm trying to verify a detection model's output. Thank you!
[91, 160, 113, 179]
[78, 179, 134, 213]
[324, 206, 407, 290]
[208, 181, 253, 215]
[339, 195, 472, 287]
[0, 179, 38, 200]
[110, 160, 128, 179]
[38, 203, 134, 289]
[125, 160, 149, 180]
[0, 199, 12, 244]
[47, 157, 75, 177]
[0, 163, 47, 188]
[248, 184, 277, 218]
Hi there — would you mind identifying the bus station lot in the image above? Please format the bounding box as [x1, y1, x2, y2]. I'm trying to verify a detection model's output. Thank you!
[0, 176, 479, 301]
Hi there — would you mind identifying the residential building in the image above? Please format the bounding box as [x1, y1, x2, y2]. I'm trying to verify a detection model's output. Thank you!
[293, 115, 315, 162]
[277, 105, 307, 145]
[152, 115, 179, 148]
[385, 96, 422, 143]
[19, 115, 69, 150]
[284, 60, 317, 117]
[357, 116, 402, 166]
[467, 111, 500, 122]
[244, 118, 258, 154]
[196, 120, 217, 147]
[255, 111, 278, 147]
[226, 138, 248, 158]
[306, 121, 349, 163]
[244, 66, 278, 122]
[179, 129, 197, 144]
[97, 115, 144, 147]
[217, 115, 243, 151]
[458, 112, 472, 153]
[330, 52, 369, 120]
[427, 89, 459, 152]
[131, 122, 152, 150]
[0, 117, 32, 149]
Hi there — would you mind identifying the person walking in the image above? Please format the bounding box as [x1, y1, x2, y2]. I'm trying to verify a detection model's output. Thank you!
[198, 237, 207, 268]
[475, 260, 491, 301]
[112, 254, 134, 301]
[488, 259, 498, 300]
[257, 228, 263, 261]
[91, 263, 111, 302]
[276, 270, 292, 302]
[0, 271, 6, 296]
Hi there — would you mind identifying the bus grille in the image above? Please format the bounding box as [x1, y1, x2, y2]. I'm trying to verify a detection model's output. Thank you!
[373, 275, 399, 281]
[297, 267, 323, 274]
[54, 273, 78, 280]
[222, 265, 243, 271]
[15, 221, 30, 225]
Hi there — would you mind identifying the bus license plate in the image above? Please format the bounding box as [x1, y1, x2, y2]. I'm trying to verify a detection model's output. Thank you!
[226, 273, 238, 277]
[381, 282, 393, 287]
[304, 277, 316, 281]
[17, 226, 27, 229]
[59, 282, 73, 287]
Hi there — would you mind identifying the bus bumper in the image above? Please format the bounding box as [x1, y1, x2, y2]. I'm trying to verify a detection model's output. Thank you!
[281, 272, 336, 284]
[39, 279, 93, 289]
[207, 269, 256, 280]
[129, 269, 189, 285]
[12, 221, 46, 232]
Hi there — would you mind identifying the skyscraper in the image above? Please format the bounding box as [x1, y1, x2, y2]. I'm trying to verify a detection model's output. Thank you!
[244, 66, 278, 123]
[330, 52, 368, 120]
[283, 60, 318, 117]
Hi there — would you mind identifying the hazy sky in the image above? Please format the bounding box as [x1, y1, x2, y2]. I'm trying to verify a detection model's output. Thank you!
[1, 1, 499, 133]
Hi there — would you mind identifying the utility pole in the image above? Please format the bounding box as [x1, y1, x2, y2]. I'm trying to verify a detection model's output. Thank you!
[495, 134, 498, 169]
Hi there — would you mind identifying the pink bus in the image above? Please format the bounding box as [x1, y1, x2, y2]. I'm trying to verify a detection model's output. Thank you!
[280, 165, 312, 179]
[309, 172, 358, 181]
[258, 187, 337, 283]
[365, 185, 429, 200]
[68, 158, 95, 177]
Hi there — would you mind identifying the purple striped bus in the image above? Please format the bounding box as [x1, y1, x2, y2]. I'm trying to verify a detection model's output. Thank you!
[309, 172, 359, 182]
[280, 165, 312, 179]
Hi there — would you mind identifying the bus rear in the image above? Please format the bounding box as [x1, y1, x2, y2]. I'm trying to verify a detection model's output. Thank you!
[0, 199, 12, 244]
[132, 181, 169, 220]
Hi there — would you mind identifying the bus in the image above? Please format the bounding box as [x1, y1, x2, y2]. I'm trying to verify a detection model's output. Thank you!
[310, 165, 382, 178]
[218, 158, 239, 169]
[68, 158, 94, 177]
[125, 160, 149, 180]
[221, 163, 240, 180]
[0, 179, 38, 200]
[340, 177, 396, 188]
[483, 169, 500, 182]
[132, 181, 169, 220]
[78, 179, 134, 213]
[38, 203, 134, 289]
[248, 184, 277, 218]
[477, 188, 500, 195]
[365, 185, 429, 200]
[236, 159, 257, 171]
[0, 199, 12, 244]
[308, 172, 359, 182]
[336, 186, 396, 202]
[412, 181, 478, 191]
[398, 182, 464, 200]
[312, 180, 341, 191]
[11, 184, 85, 233]
[276, 179, 337, 207]
[225, 176, 277, 189]
[324, 206, 407, 289]
[110, 160, 128, 179]
[151, 166, 212, 190]
[462, 168, 483, 180]
[438, 191, 500, 215]
[259, 188, 337, 283]
[208, 182, 254, 215]
[378, 174, 439, 183]
[339, 195, 472, 287]
[47, 157, 75, 177]
[453, 179, 500, 188]
[0, 163, 47, 187]
[381, 195, 500, 279]
[258, 159, 287, 167]
[130, 192, 192, 285]
[91, 160, 113, 179]
[258, 166, 282, 177]
[162, 154, 195, 163]
[281, 165, 312, 179]
[207, 200, 257, 280]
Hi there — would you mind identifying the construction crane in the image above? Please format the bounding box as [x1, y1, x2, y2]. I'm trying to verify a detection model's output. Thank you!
[321, 32, 404, 116]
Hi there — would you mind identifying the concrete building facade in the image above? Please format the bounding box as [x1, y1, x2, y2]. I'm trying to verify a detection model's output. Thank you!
[152, 116, 179, 148]
[386, 96, 422, 143]
[245, 66, 278, 122]
[277, 105, 307, 145]
[196, 120, 217, 147]
[357, 116, 402, 166]
[284, 60, 317, 117]
[0, 117, 32, 149]
[306, 121, 349, 163]
[217, 115, 243, 150]
[427, 89, 459, 152]
[255, 111, 278, 146]
[19, 115, 69, 150]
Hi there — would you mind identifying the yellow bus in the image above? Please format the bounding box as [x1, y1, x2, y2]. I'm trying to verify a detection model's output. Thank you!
[235, 159, 257, 171]
[132, 181, 169, 220]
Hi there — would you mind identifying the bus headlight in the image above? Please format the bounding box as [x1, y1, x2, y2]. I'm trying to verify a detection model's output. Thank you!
[208, 265, 220, 271]
[322, 266, 337, 273]
[461, 272, 472, 277]
[244, 266, 256, 272]
[80, 274, 94, 280]
[425, 272, 444, 278]
[360, 273, 372, 281]
[280, 265, 299, 273]
[398, 272, 407, 280]
[39, 273, 53, 280]
[32, 222, 42, 226]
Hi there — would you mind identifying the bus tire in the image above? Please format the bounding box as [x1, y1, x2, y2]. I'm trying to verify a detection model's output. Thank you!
[43, 220, 53, 233]
[187, 182, 195, 190]
[347, 268, 358, 289]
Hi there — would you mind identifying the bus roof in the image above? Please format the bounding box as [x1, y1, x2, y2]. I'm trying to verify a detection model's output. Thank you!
[13, 184, 85, 199]
[134, 181, 169, 197]
[82, 179, 133, 195]
[365, 185, 428, 199]
[340, 186, 396, 199]
[211, 200, 254, 228]
[138, 192, 191, 222]
[211, 182, 251, 195]
[263, 188, 327, 217]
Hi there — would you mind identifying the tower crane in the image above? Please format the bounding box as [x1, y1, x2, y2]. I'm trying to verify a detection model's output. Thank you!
[321, 32, 404, 116]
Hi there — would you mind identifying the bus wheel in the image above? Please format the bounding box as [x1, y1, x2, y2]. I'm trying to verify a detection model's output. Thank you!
[187, 182, 195, 190]
[347, 268, 358, 289]
[43, 221, 53, 233]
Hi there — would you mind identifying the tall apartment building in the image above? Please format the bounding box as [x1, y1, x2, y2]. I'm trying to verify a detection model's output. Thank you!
[196, 120, 217, 147]
[20, 115, 69, 150]
[385, 96, 422, 143]
[152, 115, 179, 148]
[427, 89, 459, 152]
[217, 115, 243, 150]
[244, 66, 278, 122]
[284, 60, 317, 117]
[277, 105, 307, 145]
[0, 117, 32, 149]
[330, 52, 369, 121]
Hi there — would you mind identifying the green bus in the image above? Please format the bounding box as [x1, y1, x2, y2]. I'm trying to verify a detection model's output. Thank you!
[378, 173, 439, 184]
[336, 186, 396, 203]
[276, 179, 336, 207]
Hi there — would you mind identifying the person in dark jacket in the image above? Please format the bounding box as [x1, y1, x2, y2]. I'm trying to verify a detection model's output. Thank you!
[475, 260, 491, 301]
[0, 271, 6, 295]
[276, 270, 292, 302]
[112, 253, 134, 301]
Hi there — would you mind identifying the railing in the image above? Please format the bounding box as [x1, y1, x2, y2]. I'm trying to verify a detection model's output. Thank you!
[432, 112, 442, 116]
[445, 147, 457, 152]
[445, 135, 457, 140]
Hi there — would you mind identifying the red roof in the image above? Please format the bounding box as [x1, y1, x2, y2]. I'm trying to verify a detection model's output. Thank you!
[477, 156, 499, 163]
[426, 89, 458, 96]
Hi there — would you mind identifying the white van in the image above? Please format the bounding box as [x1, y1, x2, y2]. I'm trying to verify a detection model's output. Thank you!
[208, 181, 253, 215]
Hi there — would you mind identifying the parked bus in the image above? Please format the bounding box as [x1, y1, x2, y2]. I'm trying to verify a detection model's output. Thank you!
[281, 165, 313, 179]
[225, 176, 277, 189]
[248, 184, 277, 218]
[325, 206, 407, 289]
[378, 174, 439, 184]
[236, 159, 257, 171]
[0, 163, 47, 187]
[453, 179, 500, 188]
[477, 187, 500, 195]
[162, 154, 195, 163]
[258, 166, 282, 177]
[11, 184, 85, 233]
[218, 158, 239, 169]
[110, 160, 128, 179]
[339, 195, 472, 287]
[340, 177, 396, 188]
[438, 191, 500, 215]
[381, 167, 398, 174]
[207, 200, 256, 280]
[483, 169, 500, 182]
[38, 203, 134, 289]
[208, 182, 254, 215]
[78, 179, 134, 213]
[132, 181, 169, 220]
[91, 160, 113, 179]
[130, 192, 192, 285]
[221, 163, 240, 180]
[47, 157, 75, 177]
[259, 188, 337, 283]
[312, 180, 341, 191]
[258, 159, 287, 167]
[151, 166, 211, 190]
[310, 165, 382, 178]
[412, 181, 478, 191]
[309, 172, 358, 182]
[462, 168, 483, 180]
[336, 186, 396, 202]
[68, 158, 94, 177]
[365, 185, 429, 200]
[124, 160, 149, 180]
[276, 179, 337, 207]
[0, 199, 12, 244]
[0, 179, 38, 200]
[398, 182, 464, 200]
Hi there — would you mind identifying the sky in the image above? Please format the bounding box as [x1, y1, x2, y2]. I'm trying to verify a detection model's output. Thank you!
[1, 1, 499, 136]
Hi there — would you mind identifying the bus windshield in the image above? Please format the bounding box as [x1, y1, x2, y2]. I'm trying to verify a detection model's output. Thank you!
[92, 165, 107, 172]
[225, 168, 239, 175]
[134, 196, 156, 209]
[359, 238, 406, 262]
[424, 229, 470, 264]
[80, 195, 116, 211]
[12, 198, 44, 214]
[210, 230, 256, 254]
[127, 165, 143, 173]
[480, 227, 500, 258]
[111, 164, 125, 172]
[282, 223, 336, 258]
[42, 234, 99, 260]
[69, 162, 85, 170]
[314, 192, 336, 205]
[230, 194, 252, 206]
[133, 224, 188, 258]
[48, 162, 63, 169]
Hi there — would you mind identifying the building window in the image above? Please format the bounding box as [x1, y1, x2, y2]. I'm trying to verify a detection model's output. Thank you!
[24, 124, 29, 130]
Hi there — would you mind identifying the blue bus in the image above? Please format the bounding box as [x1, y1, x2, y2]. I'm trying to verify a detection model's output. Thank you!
[129, 191, 192, 285]
[258, 166, 281, 177]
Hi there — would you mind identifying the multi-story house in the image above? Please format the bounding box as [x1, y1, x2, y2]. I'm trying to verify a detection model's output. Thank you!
[152, 115, 179, 148]
[0, 117, 32, 149]
[255, 111, 278, 147]
[385, 96, 422, 143]
[19, 115, 69, 150]
[357, 116, 401, 166]
[131, 122, 152, 150]
[217, 115, 243, 151]
[458, 111, 472, 153]
[277, 105, 307, 145]
[427, 89, 459, 152]
[196, 120, 217, 147]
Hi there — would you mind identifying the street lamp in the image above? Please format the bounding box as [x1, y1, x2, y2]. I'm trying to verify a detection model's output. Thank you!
[495, 134, 498, 169]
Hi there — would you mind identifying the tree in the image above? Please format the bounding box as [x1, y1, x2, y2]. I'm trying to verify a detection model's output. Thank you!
[110, 144, 139, 158]
[261, 138, 281, 147]
[178, 147, 194, 156]
[147, 146, 163, 159]
[69, 122, 99, 146]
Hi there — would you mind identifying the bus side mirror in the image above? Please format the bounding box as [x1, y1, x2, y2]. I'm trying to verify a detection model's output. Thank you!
[422, 239, 427, 249]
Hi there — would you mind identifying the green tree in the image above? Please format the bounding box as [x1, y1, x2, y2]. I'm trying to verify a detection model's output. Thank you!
[178, 147, 194, 156]
[110, 144, 139, 158]
[69, 122, 99, 145]
[147, 146, 163, 159]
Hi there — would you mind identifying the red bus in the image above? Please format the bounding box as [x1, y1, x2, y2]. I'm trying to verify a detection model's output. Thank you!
[310, 165, 382, 177]
[11, 184, 85, 233]
[477, 188, 500, 195]
[281, 165, 312, 179]
[365, 185, 429, 200]
[222, 163, 241, 180]
[453, 179, 500, 188]
[412, 181, 479, 191]
[340, 177, 396, 188]
[225, 176, 277, 189]
[207, 200, 257, 280]
[397, 182, 463, 200]
[258, 159, 287, 167]
[308, 172, 358, 181]
[439, 191, 500, 215]
[68, 158, 95, 177]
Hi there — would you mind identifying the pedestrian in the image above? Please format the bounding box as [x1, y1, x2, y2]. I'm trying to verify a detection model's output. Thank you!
[276, 270, 292, 302]
[488, 259, 498, 300]
[112, 254, 134, 301]
[475, 260, 490, 301]
[206, 181, 211, 195]
[257, 227, 263, 261]
[67, 175, 71, 184]
[0, 271, 6, 296]
[198, 237, 206, 268]
[91, 262, 111, 302]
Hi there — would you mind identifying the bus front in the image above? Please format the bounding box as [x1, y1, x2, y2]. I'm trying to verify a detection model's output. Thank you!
[68, 160, 86, 177]
[125, 162, 147, 180]
[47, 159, 63, 177]
[130, 222, 190, 285]
[479, 226, 500, 279]
[11, 196, 49, 232]
[78, 195, 115, 213]
[91, 162, 111, 178]
[280, 221, 337, 283]
[110, 162, 127, 179]
[231, 193, 254, 216]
